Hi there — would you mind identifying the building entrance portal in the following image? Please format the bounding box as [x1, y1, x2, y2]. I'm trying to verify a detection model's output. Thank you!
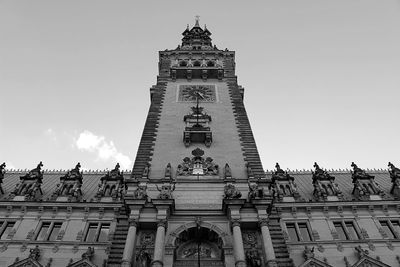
[173, 227, 225, 267]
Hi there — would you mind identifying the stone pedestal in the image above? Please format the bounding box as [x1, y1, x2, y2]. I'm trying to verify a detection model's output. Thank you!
[152, 220, 167, 267]
[121, 220, 138, 267]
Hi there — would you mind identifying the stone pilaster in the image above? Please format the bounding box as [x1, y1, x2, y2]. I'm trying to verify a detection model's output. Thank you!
[121, 219, 138, 267]
[152, 220, 167, 267]
[231, 219, 246, 267]
[259, 218, 277, 267]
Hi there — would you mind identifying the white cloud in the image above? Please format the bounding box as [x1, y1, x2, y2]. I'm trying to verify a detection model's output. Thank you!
[44, 128, 57, 142]
[75, 130, 132, 169]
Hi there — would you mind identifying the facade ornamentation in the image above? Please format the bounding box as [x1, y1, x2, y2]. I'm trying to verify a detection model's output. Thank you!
[96, 163, 125, 199]
[133, 183, 148, 200]
[81, 247, 94, 261]
[351, 162, 384, 200]
[52, 162, 83, 201]
[0, 162, 5, 194]
[312, 162, 342, 201]
[156, 183, 175, 199]
[176, 148, 218, 176]
[164, 163, 172, 180]
[270, 163, 300, 201]
[389, 162, 400, 199]
[303, 246, 314, 260]
[224, 163, 232, 179]
[355, 245, 369, 259]
[142, 163, 150, 179]
[183, 101, 212, 147]
[224, 183, 242, 199]
[245, 246, 262, 267]
[29, 245, 41, 261]
[135, 245, 152, 267]
[12, 162, 44, 200]
[248, 181, 266, 200]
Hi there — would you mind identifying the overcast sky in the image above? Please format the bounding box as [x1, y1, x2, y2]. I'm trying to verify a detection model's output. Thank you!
[1, 0, 399, 172]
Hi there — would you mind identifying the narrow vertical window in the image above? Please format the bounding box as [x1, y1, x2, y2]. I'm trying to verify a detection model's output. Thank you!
[391, 220, 400, 237]
[98, 223, 110, 242]
[345, 222, 359, 240]
[0, 222, 15, 240]
[298, 223, 311, 241]
[286, 223, 299, 241]
[380, 221, 395, 239]
[85, 223, 98, 242]
[48, 222, 62, 241]
[333, 222, 347, 240]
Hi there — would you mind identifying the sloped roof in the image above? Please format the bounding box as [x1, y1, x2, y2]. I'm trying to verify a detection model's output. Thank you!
[265, 169, 393, 201]
[0, 170, 132, 202]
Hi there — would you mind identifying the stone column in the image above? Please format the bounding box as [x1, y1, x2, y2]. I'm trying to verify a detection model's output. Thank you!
[121, 219, 138, 267]
[152, 220, 167, 267]
[231, 219, 246, 267]
[259, 218, 277, 267]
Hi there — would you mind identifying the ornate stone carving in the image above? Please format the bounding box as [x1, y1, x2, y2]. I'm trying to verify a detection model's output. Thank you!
[156, 183, 175, 199]
[135, 245, 152, 267]
[142, 163, 150, 179]
[312, 162, 342, 201]
[133, 183, 148, 200]
[164, 163, 172, 180]
[303, 246, 314, 260]
[223, 183, 241, 199]
[0, 162, 5, 194]
[29, 245, 41, 261]
[389, 162, 400, 199]
[270, 163, 300, 201]
[355, 245, 369, 259]
[176, 148, 218, 176]
[140, 231, 155, 246]
[96, 163, 125, 200]
[52, 162, 83, 202]
[81, 247, 94, 261]
[245, 247, 262, 267]
[351, 162, 383, 200]
[242, 231, 258, 246]
[248, 181, 266, 199]
[12, 162, 44, 200]
[224, 163, 232, 179]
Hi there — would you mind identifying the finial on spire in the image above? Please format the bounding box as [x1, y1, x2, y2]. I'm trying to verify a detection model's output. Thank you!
[195, 15, 200, 27]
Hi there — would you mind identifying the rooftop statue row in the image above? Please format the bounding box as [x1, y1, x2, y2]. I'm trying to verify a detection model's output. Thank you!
[0, 162, 126, 202]
[269, 162, 400, 202]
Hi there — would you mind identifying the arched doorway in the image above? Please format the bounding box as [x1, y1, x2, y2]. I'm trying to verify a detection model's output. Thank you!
[173, 227, 225, 267]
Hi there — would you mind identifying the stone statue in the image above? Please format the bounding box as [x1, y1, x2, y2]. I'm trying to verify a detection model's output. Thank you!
[133, 184, 148, 200]
[355, 245, 369, 259]
[82, 247, 94, 261]
[248, 182, 265, 199]
[165, 163, 172, 180]
[142, 163, 150, 179]
[21, 162, 43, 180]
[246, 163, 254, 179]
[224, 183, 241, 199]
[29, 245, 40, 261]
[224, 163, 232, 179]
[156, 183, 175, 199]
[389, 162, 400, 179]
[136, 246, 152, 267]
[245, 248, 261, 267]
[274, 163, 285, 176]
[0, 162, 5, 178]
[351, 162, 373, 180]
[109, 163, 121, 178]
[177, 157, 191, 176]
[303, 246, 314, 260]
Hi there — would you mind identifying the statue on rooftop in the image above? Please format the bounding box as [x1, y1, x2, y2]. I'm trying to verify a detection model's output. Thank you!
[248, 181, 265, 200]
[351, 162, 374, 180]
[109, 163, 122, 178]
[81, 247, 94, 261]
[21, 161, 43, 180]
[389, 162, 400, 179]
[133, 184, 148, 200]
[0, 162, 5, 181]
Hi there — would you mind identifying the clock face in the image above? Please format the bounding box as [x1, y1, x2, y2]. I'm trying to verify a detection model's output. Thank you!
[179, 85, 216, 102]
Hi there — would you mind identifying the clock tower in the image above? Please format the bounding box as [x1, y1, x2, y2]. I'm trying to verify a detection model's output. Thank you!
[113, 18, 293, 267]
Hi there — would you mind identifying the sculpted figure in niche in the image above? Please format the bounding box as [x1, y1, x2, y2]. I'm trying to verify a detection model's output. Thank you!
[136, 246, 151, 267]
[245, 247, 261, 267]
[29, 245, 41, 260]
[224, 163, 232, 179]
[109, 163, 121, 178]
[142, 163, 150, 179]
[248, 182, 265, 199]
[351, 162, 373, 179]
[224, 183, 241, 199]
[133, 184, 148, 200]
[156, 183, 175, 199]
[165, 163, 172, 179]
[303, 246, 314, 260]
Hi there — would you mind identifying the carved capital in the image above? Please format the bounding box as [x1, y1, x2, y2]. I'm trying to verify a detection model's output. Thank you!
[258, 218, 269, 227]
[128, 218, 138, 227]
[157, 220, 167, 228]
[231, 219, 241, 228]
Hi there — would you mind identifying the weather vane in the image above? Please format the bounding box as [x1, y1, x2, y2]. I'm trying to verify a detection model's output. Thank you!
[195, 15, 200, 25]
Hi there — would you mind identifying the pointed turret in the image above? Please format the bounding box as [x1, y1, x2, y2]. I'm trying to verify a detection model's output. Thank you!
[180, 16, 213, 50]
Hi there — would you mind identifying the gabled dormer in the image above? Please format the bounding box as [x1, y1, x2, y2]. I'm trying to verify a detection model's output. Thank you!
[51, 162, 83, 202]
[11, 162, 43, 201]
[96, 163, 125, 201]
[351, 162, 384, 200]
[312, 162, 343, 201]
[270, 163, 301, 202]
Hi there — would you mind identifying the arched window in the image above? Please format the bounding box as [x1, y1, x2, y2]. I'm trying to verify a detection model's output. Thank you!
[104, 185, 111, 197]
